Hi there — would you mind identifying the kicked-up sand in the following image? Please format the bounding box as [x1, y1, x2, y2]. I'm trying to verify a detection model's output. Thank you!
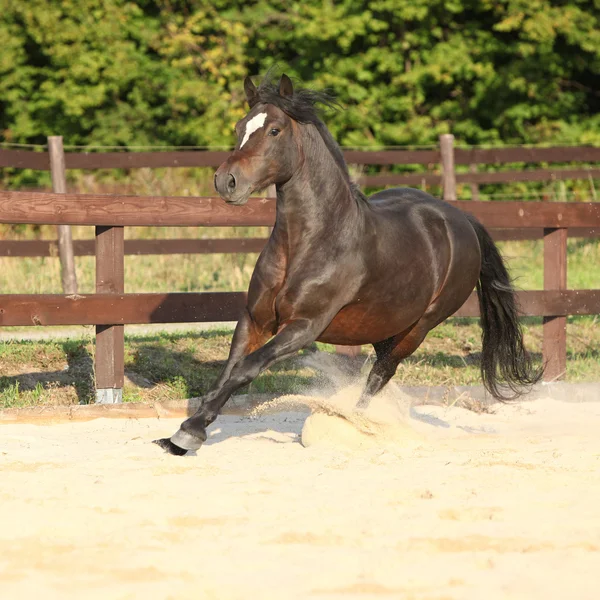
[1, 384, 600, 599]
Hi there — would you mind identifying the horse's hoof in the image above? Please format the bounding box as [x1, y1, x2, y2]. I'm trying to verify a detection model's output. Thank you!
[153, 438, 188, 456]
[170, 428, 206, 451]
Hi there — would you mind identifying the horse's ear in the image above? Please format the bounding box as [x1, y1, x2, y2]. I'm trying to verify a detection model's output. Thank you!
[278, 74, 294, 98]
[244, 76, 259, 108]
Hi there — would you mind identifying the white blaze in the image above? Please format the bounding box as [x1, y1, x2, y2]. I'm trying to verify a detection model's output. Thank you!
[240, 112, 267, 149]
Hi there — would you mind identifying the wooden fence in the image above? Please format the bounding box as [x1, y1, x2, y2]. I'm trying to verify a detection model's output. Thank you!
[0, 190, 598, 401]
[0, 140, 599, 401]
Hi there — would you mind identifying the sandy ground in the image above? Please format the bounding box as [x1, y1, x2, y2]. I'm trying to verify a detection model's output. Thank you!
[1, 390, 600, 600]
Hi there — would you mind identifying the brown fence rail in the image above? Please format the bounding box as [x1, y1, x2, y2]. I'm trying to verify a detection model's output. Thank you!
[0, 190, 599, 401]
[0, 238, 268, 257]
[2, 192, 599, 228]
[2, 144, 600, 170]
[0, 290, 598, 327]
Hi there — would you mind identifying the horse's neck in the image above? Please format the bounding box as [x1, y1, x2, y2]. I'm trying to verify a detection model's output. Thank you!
[274, 126, 360, 239]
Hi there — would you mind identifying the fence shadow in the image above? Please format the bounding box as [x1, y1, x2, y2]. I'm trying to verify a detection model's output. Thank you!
[0, 339, 94, 405]
[128, 340, 318, 401]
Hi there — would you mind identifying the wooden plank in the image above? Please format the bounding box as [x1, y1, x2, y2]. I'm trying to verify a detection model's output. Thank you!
[63, 149, 440, 169]
[490, 227, 599, 241]
[452, 290, 600, 318]
[343, 149, 440, 165]
[2, 148, 439, 171]
[1, 228, 597, 258]
[455, 167, 600, 184]
[3, 146, 599, 173]
[0, 240, 62, 257]
[49, 136, 78, 295]
[95, 226, 125, 397]
[0, 149, 50, 170]
[0, 237, 269, 257]
[123, 237, 268, 255]
[0, 191, 276, 227]
[360, 172, 440, 187]
[0, 192, 599, 229]
[450, 201, 600, 229]
[0, 290, 597, 327]
[542, 228, 568, 382]
[358, 168, 600, 187]
[62, 146, 600, 169]
[0, 292, 247, 326]
[455, 146, 600, 165]
[64, 150, 230, 170]
[440, 134, 457, 201]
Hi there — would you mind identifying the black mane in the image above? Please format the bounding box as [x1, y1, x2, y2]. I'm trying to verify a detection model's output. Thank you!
[253, 75, 368, 204]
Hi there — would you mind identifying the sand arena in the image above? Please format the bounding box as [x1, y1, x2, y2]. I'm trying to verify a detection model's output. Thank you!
[1, 379, 599, 599]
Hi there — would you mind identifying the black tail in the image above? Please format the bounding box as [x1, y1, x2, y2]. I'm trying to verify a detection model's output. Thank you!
[467, 215, 543, 399]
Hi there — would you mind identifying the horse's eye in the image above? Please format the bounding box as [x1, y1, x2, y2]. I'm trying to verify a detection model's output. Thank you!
[269, 128, 280, 136]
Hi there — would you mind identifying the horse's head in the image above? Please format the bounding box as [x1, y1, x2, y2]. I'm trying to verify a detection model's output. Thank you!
[214, 74, 301, 205]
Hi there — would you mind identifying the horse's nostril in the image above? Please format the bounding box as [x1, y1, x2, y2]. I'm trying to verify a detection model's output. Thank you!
[227, 173, 236, 191]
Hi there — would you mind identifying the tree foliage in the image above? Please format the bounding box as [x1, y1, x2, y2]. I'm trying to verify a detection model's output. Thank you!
[1, 0, 598, 149]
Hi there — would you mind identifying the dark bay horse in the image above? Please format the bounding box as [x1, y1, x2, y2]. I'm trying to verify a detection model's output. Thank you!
[155, 74, 541, 455]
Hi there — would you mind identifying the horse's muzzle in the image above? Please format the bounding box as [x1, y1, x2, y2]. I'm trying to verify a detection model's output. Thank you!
[214, 164, 251, 205]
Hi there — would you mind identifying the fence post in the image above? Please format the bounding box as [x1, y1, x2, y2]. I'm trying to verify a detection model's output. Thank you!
[48, 136, 78, 294]
[95, 225, 125, 403]
[542, 227, 567, 381]
[440, 134, 457, 201]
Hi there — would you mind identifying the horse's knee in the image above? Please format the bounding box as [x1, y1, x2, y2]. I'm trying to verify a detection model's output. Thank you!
[229, 359, 261, 387]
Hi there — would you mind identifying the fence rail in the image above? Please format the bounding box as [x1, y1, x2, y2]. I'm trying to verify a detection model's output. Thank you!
[0, 290, 598, 327]
[1, 192, 598, 228]
[2, 145, 600, 170]
[0, 238, 268, 257]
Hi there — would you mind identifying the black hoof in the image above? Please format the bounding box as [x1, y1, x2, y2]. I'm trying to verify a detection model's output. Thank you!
[153, 438, 188, 456]
[171, 427, 206, 450]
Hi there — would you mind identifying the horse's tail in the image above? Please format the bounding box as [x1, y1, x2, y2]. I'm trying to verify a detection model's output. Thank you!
[466, 214, 543, 399]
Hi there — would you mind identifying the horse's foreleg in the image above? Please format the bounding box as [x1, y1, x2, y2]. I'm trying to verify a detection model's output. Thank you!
[159, 316, 331, 454]
[153, 310, 269, 455]
[211, 309, 270, 390]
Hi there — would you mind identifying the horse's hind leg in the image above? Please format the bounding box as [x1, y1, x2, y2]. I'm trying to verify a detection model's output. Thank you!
[356, 324, 429, 409]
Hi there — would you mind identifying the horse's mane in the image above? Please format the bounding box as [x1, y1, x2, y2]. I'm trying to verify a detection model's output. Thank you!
[253, 74, 369, 204]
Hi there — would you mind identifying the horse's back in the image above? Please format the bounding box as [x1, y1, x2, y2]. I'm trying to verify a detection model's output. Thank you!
[368, 187, 466, 220]
[367, 187, 480, 261]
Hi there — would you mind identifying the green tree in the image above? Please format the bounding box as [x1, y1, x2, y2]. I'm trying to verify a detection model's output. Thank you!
[1, 0, 598, 151]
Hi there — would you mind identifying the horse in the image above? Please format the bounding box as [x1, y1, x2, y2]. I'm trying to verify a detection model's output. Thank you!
[154, 73, 541, 455]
